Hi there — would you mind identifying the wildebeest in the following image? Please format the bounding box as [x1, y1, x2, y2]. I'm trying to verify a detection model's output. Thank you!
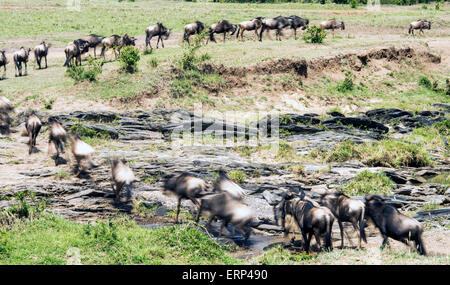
[34, 41, 49, 69]
[80, 34, 105, 58]
[63, 39, 90, 67]
[287, 15, 309, 40]
[259, 16, 292, 41]
[0, 50, 7, 76]
[26, 113, 42, 155]
[69, 134, 96, 176]
[48, 120, 67, 166]
[408, 19, 431, 36]
[0, 96, 13, 113]
[0, 96, 13, 135]
[183, 21, 205, 44]
[100, 34, 136, 60]
[163, 172, 208, 223]
[196, 192, 254, 246]
[13, 47, 31, 76]
[275, 192, 334, 252]
[111, 158, 139, 203]
[236, 17, 264, 41]
[320, 192, 366, 248]
[213, 169, 246, 200]
[145, 23, 171, 49]
[319, 19, 345, 33]
[208, 20, 237, 43]
[364, 194, 426, 255]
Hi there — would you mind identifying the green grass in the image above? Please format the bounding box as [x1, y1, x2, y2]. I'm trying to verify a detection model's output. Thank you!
[340, 170, 396, 196]
[252, 244, 450, 265]
[321, 139, 433, 168]
[0, 214, 240, 265]
[228, 170, 246, 184]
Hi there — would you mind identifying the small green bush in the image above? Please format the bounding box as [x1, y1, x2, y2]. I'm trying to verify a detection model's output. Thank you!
[69, 122, 112, 139]
[341, 170, 396, 196]
[118, 46, 140, 73]
[350, 0, 358, 8]
[65, 57, 104, 83]
[418, 76, 433, 90]
[228, 170, 246, 184]
[325, 139, 360, 162]
[148, 57, 158, 68]
[337, 72, 355, 92]
[303, 25, 327, 44]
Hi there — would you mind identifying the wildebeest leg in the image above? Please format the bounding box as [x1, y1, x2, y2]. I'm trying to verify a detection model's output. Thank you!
[223, 32, 226, 43]
[380, 234, 390, 251]
[25, 61, 27, 75]
[175, 197, 183, 223]
[338, 221, 345, 248]
[352, 221, 362, 248]
[156, 36, 160, 49]
[313, 230, 322, 252]
[305, 232, 313, 253]
[161, 37, 165, 48]
[189, 197, 201, 222]
[206, 215, 215, 229]
[115, 182, 124, 203]
[195, 201, 203, 223]
[45, 55, 48, 68]
[28, 132, 33, 154]
[219, 221, 228, 237]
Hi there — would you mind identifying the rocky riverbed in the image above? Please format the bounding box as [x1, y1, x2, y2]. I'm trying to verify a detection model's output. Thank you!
[0, 105, 449, 255]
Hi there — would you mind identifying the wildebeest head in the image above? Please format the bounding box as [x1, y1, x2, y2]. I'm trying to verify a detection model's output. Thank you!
[74, 39, 90, 53]
[230, 24, 237, 35]
[364, 194, 386, 215]
[423, 20, 431, 29]
[195, 21, 205, 33]
[340, 21, 345, 30]
[122, 34, 136, 46]
[157, 23, 171, 39]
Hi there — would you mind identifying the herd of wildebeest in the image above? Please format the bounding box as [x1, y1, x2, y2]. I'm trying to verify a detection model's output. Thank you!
[0, 85, 429, 255]
[0, 13, 436, 257]
[0, 16, 432, 77]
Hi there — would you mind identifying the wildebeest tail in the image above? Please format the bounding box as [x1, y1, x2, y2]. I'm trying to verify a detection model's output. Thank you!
[324, 214, 333, 251]
[360, 207, 367, 243]
[408, 25, 412, 34]
[259, 25, 265, 41]
[236, 27, 240, 39]
[63, 54, 72, 67]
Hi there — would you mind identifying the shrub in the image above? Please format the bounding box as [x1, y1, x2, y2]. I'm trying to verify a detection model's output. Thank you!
[341, 170, 396, 196]
[418, 76, 432, 90]
[65, 56, 104, 83]
[118, 46, 140, 73]
[69, 122, 112, 139]
[228, 170, 246, 184]
[325, 139, 360, 162]
[148, 57, 158, 68]
[303, 25, 327, 44]
[351, 0, 358, 8]
[337, 71, 355, 92]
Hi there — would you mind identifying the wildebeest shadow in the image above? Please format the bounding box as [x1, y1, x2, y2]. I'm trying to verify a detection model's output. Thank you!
[29, 146, 41, 154]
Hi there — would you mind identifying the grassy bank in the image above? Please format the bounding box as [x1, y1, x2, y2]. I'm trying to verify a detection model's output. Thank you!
[0, 214, 241, 265]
